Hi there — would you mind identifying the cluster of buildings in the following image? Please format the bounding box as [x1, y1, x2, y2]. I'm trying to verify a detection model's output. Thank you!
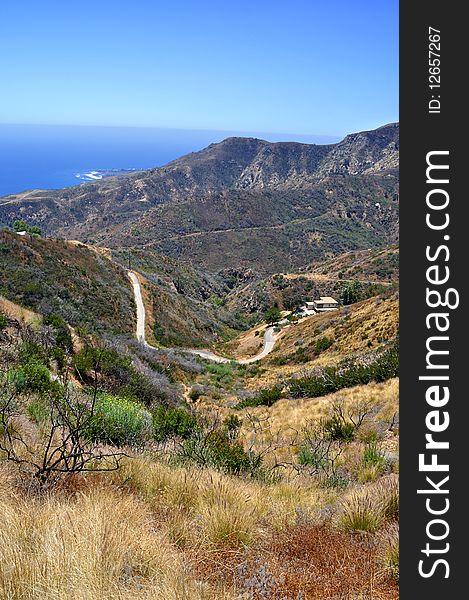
[297, 296, 339, 316]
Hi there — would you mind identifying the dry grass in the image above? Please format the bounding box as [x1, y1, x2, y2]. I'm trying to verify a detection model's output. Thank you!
[234, 378, 399, 457]
[0, 459, 335, 599]
[0, 455, 398, 600]
[337, 475, 399, 533]
[221, 323, 269, 359]
[0, 295, 41, 326]
[223, 524, 398, 599]
[265, 524, 398, 599]
[377, 523, 399, 581]
[111, 457, 336, 536]
[0, 482, 231, 600]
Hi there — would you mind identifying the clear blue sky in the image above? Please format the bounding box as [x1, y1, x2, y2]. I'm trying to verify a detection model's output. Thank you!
[1, 0, 398, 137]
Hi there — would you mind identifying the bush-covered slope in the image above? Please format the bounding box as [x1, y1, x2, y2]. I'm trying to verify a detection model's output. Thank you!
[0, 232, 243, 345]
[224, 246, 398, 317]
[267, 291, 399, 370]
[0, 231, 135, 335]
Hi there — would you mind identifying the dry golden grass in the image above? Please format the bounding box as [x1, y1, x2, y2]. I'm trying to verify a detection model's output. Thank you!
[0, 481, 232, 600]
[337, 474, 399, 533]
[111, 457, 336, 536]
[0, 295, 41, 326]
[0, 452, 398, 600]
[235, 378, 399, 454]
[0, 458, 336, 600]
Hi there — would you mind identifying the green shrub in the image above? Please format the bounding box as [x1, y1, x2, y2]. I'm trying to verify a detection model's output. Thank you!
[51, 346, 67, 371]
[18, 340, 49, 366]
[7, 361, 58, 395]
[206, 362, 237, 386]
[207, 431, 253, 474]
[0, 313, 8, 330]
[124, 369, 167, 405]
[257, 385, 283, 406]
[152, 405, 198, 441]
[292, 346, 310, 363]
[271, 356, 289, 366]
[27, 398, 50, 424]
[298, 444, 326, 470]
[323, 472, 350, 489]
[72, 345, 168, 405]
[289, 341, 399, 398]
[363, 440, 386, 469]
[209, 295, 225, 307]
[43, 313, 73, 352]
[339, 281, 363, 305]
[298, 445, 349, 488]
[12, 219, 42, 236]
[181, 430, 261, 476]
[234, 385, 283, 410]
[322, 414, 355, 441]
[73, 346, 131, 380]
[189, 388, 202, 402]
[153, 321, 165, 342]
[314, 336, 333, 354]
[264, 306, 282, 325]
[87, 393, 152, 447]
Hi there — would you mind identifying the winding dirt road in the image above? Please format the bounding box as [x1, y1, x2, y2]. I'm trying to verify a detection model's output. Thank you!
[128, 271, 281, 364]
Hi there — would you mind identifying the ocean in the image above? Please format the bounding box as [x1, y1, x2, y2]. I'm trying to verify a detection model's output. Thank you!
[0, 124, 341, 197]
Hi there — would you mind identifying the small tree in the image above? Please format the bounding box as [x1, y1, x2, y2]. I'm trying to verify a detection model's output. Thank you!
[297, 419, 346, 486]
[0, 354, 126, 488]
[264, 306, 282, 325]
[12, 219, 29, 232]
[339, 281, 362, 305]
[12, 219, 42, 236]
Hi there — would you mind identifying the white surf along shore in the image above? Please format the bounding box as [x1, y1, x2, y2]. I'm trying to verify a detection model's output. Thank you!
[127, 271, 282, 364]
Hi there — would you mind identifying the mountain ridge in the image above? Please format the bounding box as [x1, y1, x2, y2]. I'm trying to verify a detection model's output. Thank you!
[0, 122, 398, 208]
[0, 123, 399, 274]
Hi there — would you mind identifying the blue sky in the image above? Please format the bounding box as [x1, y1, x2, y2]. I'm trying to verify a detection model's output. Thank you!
[1, 0, 398, 137]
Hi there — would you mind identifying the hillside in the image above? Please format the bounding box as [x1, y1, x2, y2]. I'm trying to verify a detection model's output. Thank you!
[0, 125, 400, 599]
[0, 243, 400, 600]
[213, 289, 399, 393]
[0, 124, 399, 273]
[111, 247, 228, 304]
[224, 245, 398, 316]
[266, 291, 399, 372]
[302, 245, 399, 281]
[0, 231, 240, 345]
[119, 174, 398, 273]
[0, 230, 135, 336]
